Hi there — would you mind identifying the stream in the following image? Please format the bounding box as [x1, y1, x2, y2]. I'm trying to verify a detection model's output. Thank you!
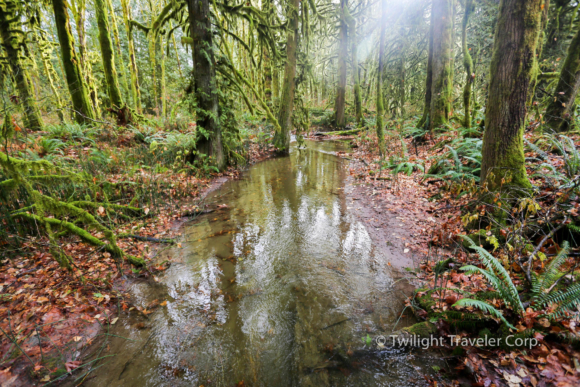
[83, 140, 444, 386]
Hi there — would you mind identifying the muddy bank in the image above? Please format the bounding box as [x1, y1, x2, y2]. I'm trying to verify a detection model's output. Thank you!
[62, 139, 446, 387]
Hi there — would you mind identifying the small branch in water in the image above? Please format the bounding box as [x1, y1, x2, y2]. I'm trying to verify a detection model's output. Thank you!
[118, 234, 175, 244]
[321, 317, 351, 330]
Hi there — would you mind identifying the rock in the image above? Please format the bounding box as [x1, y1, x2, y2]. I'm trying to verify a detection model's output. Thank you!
[402, 321, 436, 337]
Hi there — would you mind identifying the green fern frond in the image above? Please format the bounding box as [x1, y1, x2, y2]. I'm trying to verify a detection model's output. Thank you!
[538, 241, 569, 294]
[453, 298, 516, 330]
[461, 236, 524, 313]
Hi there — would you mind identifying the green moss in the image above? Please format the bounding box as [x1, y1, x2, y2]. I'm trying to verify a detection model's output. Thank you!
[95, 0, 124, 109]
[0, 2, 43, 131]
[403, 321, 436, 337]
[52, 0, 95, 124]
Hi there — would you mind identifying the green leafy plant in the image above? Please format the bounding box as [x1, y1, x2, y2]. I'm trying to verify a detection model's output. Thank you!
[454, 237, 580, 329]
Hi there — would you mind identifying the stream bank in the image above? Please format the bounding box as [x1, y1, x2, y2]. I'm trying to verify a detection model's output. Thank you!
[70, 139, 448, 386]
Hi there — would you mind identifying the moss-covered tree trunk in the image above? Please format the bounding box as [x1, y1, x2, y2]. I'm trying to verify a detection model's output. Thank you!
[0, 2, 43, 131]
[429, 0, 454, 131]
[106, 0, 130, 98]
[35, 29, 65, 122]
[417, 12, 434, 129]
[121, 0, 142, 112]
[333, 0, 348, 128]
[481, 0, 543, 191]
[376, 0, 386, 155]
[187, 0, 225, 169]
[349, 14, 363, 125]
[274, 0, 300, 153]
[544, 20, 580, 132]
[70, 0, 100, 117]
[461, 0, 474, 128]
[95, 0, 124, 109]
[51, 0, 95, 124]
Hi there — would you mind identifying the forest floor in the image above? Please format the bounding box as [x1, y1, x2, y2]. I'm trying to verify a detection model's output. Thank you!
[2, 117, 580, 386]
[0, 122, 274, 386]
[310, 120, 580, 387]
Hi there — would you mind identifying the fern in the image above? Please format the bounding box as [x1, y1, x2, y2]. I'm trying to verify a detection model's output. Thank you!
[453, 298, 516, 330]
[461, 236, 524, 312]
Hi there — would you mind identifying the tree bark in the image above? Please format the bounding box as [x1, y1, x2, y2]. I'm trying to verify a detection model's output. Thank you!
[95, 0, 124, 109]
[106, 0, 131, 99]
[429, 0, 454, 131]
[545, 20, 580, 132]
[187, 0, 225, 169]
[51, 0, 95, 124]
[333, 0, 348, 128]
[348, 13, 363, 125]
[274, 0, 300, 153]
[376, 1, 386, 155]
[0, 2, 43, 131]
[481, 0, 543, 191]
[121, 0, 142, 112]
[462, 0, 474, 128]
[417, 8, 434, 129]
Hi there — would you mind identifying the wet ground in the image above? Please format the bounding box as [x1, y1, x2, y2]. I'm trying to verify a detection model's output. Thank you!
[81, 140, 445, 386]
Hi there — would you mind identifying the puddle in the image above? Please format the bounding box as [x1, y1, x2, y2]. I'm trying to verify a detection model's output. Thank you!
[81, 140, 444, 386]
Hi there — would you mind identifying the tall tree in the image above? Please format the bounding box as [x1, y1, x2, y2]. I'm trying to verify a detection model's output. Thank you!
[348, 10, 363, 125]
[333, 0, 348, 128]
[461, 0, 474, 128]
[121, 0, 142, 112]
[417, 5, 434, 129]
[94, 0, 124, 109]
[481, 0, 543, 191]
[544, 22, 580, 132]
[274, 0, 300, 152]
[51, 0, 95, 124]
[376, 0, 386, 155]
[106, 0, 131, 98]
[187, 0, 225, 169]
[0, 1, 43, 130]
[428, 0, 454, 130]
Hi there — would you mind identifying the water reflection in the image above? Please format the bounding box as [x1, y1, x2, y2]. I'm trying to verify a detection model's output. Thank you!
[85, 140, 437, 387]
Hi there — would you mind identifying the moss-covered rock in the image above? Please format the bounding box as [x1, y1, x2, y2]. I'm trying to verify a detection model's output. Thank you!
[402, 321, 436, 337]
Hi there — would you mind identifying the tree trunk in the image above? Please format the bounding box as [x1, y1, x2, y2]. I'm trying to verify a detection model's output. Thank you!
[121, 0, 142, 112]
[71, 0, 100, 117]
[274, 0, 300, 153]
[95, 0, 124, 109]
[481, 0, 543, 191]
[462, 0, 474, 127]
[429, 0, 454, 131]
[544, 20, 580, 132]
[35, 28, 65, 122]
[333, 0, 348, 128]
[417, 10, 434, 129]
[0, 2, 43, 131]
[187, 0, 225, 169]
[348, 13, 363, 125]
[106, 0, 131, 99]
[376, 1, 386, 155]
[51, 0, 95, 124]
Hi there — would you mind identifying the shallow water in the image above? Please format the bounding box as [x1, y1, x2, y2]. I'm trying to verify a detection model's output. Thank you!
[84, 140, 442, 387]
